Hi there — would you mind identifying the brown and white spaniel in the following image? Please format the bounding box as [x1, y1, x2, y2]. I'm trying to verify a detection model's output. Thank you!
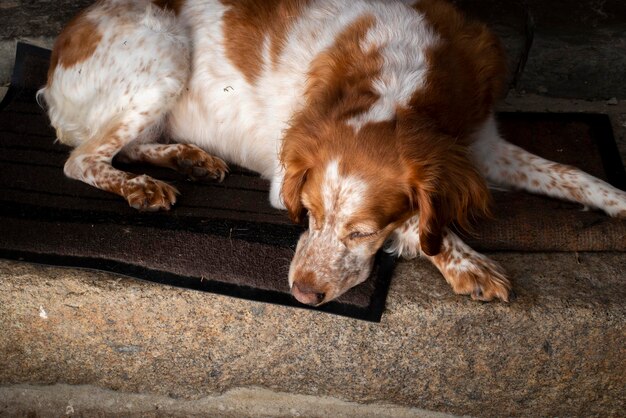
[39, 0, 626, 305]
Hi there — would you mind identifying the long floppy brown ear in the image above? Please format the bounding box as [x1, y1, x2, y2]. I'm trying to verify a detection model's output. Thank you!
[411, 144, 491, 256]
[280, 119, 312, 224]
[281, 166, 308, 224]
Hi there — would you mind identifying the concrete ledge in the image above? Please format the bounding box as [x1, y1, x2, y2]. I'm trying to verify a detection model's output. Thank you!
[1, 250, 625, 417]
[0, 384, 455, 418]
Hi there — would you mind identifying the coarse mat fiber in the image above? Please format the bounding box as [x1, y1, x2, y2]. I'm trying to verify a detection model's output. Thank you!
[2, 43, 626, 321]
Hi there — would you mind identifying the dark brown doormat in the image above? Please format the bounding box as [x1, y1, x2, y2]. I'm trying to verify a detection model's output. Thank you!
[1, 43, 626, 321]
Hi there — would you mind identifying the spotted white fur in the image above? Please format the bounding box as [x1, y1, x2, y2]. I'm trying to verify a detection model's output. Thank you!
[471, 116, 626, 217]
[346, 1, 438, 130]
[40, 1, 189, 148]
[321, 161, 368, 225]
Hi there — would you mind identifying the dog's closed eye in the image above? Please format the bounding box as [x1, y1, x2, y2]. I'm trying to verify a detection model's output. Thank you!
[348, 230, 378, 240]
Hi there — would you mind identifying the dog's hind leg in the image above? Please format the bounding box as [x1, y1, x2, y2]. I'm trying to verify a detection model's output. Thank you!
[471, 116, 626, 218]
[41, 1, 191, 210]
[63, 119, 180, 211]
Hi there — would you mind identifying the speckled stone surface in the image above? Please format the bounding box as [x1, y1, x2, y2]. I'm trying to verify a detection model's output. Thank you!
[1, 250, 625, 417]
[0, 384, 458, 418]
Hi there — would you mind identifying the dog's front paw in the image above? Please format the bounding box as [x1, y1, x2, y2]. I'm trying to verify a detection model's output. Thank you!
[175, 145, 228, 182]
[443, 254, 512, 302]
[426, 231, 513, 302]
[123, 174, 179, 211]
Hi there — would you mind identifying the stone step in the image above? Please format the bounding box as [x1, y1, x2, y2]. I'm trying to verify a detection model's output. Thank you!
[1, 249, 625, 417]
[0, 384, 456, 418]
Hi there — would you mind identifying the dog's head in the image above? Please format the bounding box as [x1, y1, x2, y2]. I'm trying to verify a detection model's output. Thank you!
[281, 118, 490, 305]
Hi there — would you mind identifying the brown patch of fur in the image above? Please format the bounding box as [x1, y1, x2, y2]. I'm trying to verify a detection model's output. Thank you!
[408, 0, 507, 141]
[152, 0, 185, 15]
[302, 16, 380, 116]
[281, 16, 384, 223]
[47, 7, 102, 84]
[384, 0, 505, 254]
[220, 0, 309, 83]
[398, 127, 491, 255]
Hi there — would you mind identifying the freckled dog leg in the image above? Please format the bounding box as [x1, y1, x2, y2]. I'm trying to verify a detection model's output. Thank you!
[426, 230, 511, 302]
[40, 0, 192, 211]
[118, 143, 228, 182]
[389, 218, 511, 302]
[472, 116, 626, 218]
[64, 124, 178, 211]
